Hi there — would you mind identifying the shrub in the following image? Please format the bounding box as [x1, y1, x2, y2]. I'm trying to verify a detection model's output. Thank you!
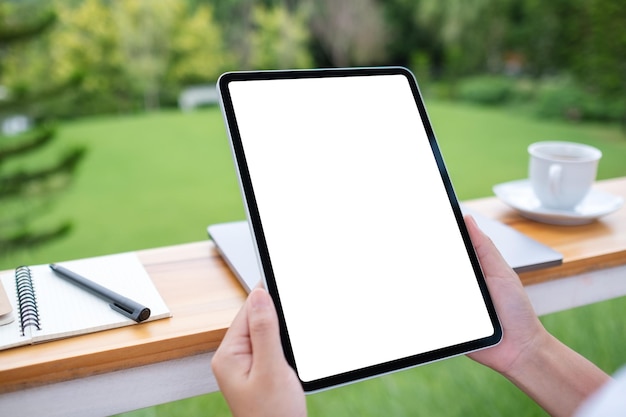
[534, 80, 585, 120]
[456, 76, 515, 105]
[535, 78, 626, 123]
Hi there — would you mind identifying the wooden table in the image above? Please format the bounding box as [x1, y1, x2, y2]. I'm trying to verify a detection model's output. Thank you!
[1, 177, 625, 417]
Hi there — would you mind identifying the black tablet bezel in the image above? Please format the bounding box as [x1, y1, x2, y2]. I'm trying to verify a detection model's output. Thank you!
[217, 67, 502, 392]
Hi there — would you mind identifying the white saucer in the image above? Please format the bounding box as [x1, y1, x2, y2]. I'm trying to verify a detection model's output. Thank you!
[493, 179, 624, 225]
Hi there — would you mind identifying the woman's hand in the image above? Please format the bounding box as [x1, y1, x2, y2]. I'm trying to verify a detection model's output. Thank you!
[465, 215, 609, 417]
[464, 214, 545, 374]
[212, 287, 307, 417]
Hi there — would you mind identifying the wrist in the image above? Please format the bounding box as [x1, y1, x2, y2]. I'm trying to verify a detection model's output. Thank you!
[501, 327, 553, 382]
[501, 330, 609, 417]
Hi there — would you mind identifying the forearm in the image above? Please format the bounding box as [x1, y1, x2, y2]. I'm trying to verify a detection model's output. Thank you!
[503, 330, 610, 417]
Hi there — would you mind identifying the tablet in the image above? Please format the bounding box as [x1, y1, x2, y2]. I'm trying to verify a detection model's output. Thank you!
[217, 67, 502, 392]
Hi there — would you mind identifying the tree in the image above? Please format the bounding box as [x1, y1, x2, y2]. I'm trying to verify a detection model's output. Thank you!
[247, 4, 313, 70]
[414, 0, 512, 78]
[48, 0, 131, 115]
[570, 0, 626, 124]
[167, 3, 234, 84]
[305, 0, 389, 67]
[0, 4, 85, 253]
[508, 0, 626, 124]
[114, 0, 178, 110]
[380, 0, 443, 69]
[206, 0, 256, 69]
[115, 0, 233, 108]
[510, 0, 581, 78]
[24, 0, 231, 114]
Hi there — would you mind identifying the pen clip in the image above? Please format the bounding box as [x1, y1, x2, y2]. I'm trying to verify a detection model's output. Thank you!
[110, 303, 150, 323]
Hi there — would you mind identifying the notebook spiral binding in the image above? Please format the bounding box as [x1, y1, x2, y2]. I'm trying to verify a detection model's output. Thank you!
[15, 266, 41, 336]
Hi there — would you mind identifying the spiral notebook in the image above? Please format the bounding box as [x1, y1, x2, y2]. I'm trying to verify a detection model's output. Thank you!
[0, 252, 171, 351]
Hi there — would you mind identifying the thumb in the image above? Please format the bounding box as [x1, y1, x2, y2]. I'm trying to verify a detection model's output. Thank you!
[465, 214, 514, 278]
[246, 288, 286, 372]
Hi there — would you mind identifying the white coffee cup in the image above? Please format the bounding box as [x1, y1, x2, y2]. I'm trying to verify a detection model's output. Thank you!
[528, 141, 602, 210]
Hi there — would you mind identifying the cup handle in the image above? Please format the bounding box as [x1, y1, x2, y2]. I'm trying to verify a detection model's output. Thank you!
[549, 164, 562, 197]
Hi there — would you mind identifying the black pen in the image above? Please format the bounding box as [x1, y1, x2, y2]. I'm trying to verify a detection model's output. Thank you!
[49, 264, 151, 323]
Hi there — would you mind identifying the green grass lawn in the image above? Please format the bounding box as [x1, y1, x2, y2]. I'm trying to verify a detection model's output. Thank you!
[2, 101, 626, 417]
[1, 108, 245, 268]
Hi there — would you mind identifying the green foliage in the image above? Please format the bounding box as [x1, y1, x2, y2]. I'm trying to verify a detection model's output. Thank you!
[383, 0, 625, 127]
[167, 4, 234, 85]
[0, 125, 84, 253]
[534, 79, 586, 120]
[3, 0, 625, 126]
[2, 0, 232, 116]
[509, 0, 626, 124]
[35, 0, 130, 115]
[247, 5, 313, 70]
[510, 0, 575, 77]
[381, 0, 441, 68]
[415, 0, 512, 77]
[453, 75, 626, 124]
[533, 78, 626, 123]
[114, 0, 176, 110]
[456, 76, 515, 105]
[0, 3, 86, 253]
[0, 7, 56, 44]
[568, 0, 626, 98]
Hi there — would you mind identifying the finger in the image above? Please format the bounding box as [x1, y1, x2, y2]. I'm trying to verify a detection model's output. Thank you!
[246, 288, 287, 373]
[212, 297, 252, 378]
[465, 214, 514, 278]
[221, 295, 252, 346]
[465, 214, 532, 319]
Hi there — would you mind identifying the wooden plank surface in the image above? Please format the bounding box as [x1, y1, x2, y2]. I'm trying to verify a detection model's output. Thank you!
[0, 177, 624, 393]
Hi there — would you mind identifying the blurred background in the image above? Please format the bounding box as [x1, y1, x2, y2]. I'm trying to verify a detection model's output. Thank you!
[1, 0, 625, 416]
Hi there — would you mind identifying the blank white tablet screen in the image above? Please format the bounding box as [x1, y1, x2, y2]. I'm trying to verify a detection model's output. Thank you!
[227, 72, 496, 384]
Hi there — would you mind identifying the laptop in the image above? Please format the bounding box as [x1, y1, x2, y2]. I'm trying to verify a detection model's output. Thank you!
[208, 207, 562, 293]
